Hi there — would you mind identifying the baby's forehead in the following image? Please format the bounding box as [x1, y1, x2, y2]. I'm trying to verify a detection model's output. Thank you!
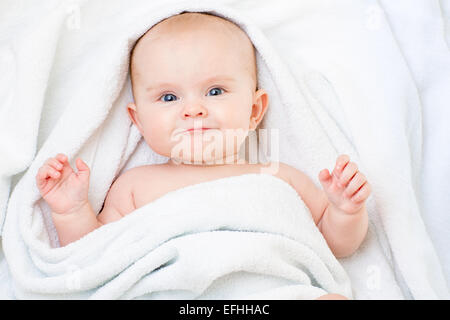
[133, 12, 254, 61]
[147, 12, 248, 42]
[130, 12, 257, 88]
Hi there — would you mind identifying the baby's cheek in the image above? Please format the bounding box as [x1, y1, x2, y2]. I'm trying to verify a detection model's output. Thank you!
[221, 108, 251, 129]
[140, 122, 173, 156]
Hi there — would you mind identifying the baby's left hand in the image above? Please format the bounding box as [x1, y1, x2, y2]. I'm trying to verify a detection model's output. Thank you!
[318, 155, 371, 214]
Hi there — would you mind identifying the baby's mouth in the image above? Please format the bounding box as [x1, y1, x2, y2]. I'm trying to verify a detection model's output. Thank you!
[185, 128, 211, 133]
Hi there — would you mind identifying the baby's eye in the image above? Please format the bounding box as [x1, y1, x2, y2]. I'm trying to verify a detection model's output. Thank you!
[207, 87, 224, 96]
[160, 93, 177, 102]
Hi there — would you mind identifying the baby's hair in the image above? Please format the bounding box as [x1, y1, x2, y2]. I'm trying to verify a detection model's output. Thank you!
[129, 12, 258, 100]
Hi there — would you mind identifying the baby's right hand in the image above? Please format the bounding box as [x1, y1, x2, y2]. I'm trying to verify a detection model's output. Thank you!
[36, 153, 90, 214]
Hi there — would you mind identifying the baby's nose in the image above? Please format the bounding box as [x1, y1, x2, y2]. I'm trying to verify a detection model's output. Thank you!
[182, 105, 208, 119]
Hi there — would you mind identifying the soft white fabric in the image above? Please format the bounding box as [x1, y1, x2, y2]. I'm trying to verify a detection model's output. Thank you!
[7, 173, 354, 299]
[0, 0, 448, 299]
[377, 0, 450, 288]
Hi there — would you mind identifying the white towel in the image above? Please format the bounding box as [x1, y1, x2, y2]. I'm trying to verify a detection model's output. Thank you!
[378, 0, 450, 287]
[6, 174, 353, 299]
[0, 0, 448, 299]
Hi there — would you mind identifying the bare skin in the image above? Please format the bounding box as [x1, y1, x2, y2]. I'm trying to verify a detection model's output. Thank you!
[36, 13, 371, 300]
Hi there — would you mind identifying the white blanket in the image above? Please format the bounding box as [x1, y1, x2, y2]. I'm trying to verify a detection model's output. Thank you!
[0, 0, 449, 299]
[6, 173, 353, 299]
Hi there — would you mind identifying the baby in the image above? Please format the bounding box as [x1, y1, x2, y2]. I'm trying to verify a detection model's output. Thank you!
[36, 13, 370, 299]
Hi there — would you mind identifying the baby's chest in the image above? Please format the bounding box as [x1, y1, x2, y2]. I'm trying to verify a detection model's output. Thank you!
[132, 178, 188, 209]
[132, 171, 228, 210]
[131, 163, 289, 210]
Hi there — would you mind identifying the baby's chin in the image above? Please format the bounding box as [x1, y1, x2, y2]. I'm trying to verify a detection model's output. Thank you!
[170, 153, 244, 165]
[168, 136, 247, 166]
[169, 145, 242, 165]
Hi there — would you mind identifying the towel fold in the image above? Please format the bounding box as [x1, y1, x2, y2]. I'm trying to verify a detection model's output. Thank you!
[8, 174, 353, 299]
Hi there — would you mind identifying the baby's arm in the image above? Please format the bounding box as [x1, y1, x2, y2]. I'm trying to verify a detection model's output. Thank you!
[282, 155, 370, 258]
[36, 154, 134, 246]
[51, 173, 134, 246]
[50, 199, 100, 247]
[317, 155, 370, 257]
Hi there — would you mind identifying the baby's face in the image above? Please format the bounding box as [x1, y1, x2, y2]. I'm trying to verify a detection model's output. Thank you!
[128, 14, 268, 164]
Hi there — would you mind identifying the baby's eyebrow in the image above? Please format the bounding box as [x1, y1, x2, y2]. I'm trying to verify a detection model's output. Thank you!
[200, 75, 236, 85]
[145, 75, 236, 92]
[145, 83, 178, 92]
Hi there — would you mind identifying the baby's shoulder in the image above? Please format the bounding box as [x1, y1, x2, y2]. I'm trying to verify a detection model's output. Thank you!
[252, 161, 290, 184]
[258, 160, 295, 175]
[261, 161, 310, 186]
[118, 163, 168, 183]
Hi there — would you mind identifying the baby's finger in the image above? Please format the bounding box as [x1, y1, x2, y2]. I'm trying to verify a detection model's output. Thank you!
[36, 166, 58, 186]
[46, 158, 63, 171]
[36, 166, 49, 186]
[55, 153, 68, 163]
[338, 162, 358, 187]
[344, 172, 366, 197]
[351, 182, 371, 203]
[75, 158, 90, 179]
[45, 165, 61, 179]
[332, 154, 350, 178]
[319, 169, 332, 189]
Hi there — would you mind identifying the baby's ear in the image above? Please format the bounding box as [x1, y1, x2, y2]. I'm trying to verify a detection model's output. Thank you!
[127, 102, 143, 132]
[250, 89, 269, 130]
